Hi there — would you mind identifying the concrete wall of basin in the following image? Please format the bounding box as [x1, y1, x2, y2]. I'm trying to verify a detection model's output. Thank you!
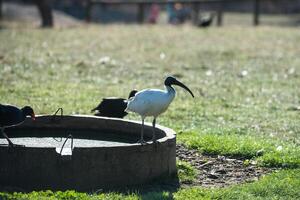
[0, 115, 177, 191]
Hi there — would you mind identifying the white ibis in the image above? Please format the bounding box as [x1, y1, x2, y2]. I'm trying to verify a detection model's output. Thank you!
[91, 90, 138, 118]
[0, 104, 35, 147]
[126, 76, 194, 144]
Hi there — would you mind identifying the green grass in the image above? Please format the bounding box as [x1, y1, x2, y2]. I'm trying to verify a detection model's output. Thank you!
[178, 131, 300, 168]
[1, 25, 300, 142]
[174, 169, 300, 200]
[0, 190, 139, 200]
[177, 160, 197, 183]
[0, 23, 300, 199]
[1, 170, 299, 200]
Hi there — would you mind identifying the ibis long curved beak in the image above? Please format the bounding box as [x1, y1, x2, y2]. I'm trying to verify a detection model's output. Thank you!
[172, 79, 194, 98]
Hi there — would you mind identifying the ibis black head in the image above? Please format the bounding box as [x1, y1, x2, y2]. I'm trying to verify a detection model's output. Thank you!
[164, 76, 194, 98]
[128, 90, 138, 99]
[21, 106, 35, 120]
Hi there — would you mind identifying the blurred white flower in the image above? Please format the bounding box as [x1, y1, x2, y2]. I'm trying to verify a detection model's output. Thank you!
[252, 124, 260, 131]
[251, 160, 258, 165]
[160, 52, 166, 60]
[205, 70, 213, 76]
[111, 59, 117, 65]
[272, 73, 278, 81]
[240, 70, 248, 77]
[42, 41, 48, 48]
[288, 68, 295, 75]
[276, 146, 283, 151]
[99, 56, 110, 64]
[3, 66, 11, 72]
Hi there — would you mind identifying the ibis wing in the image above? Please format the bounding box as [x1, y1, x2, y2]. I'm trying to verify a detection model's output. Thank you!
[126, 89, 170, 116]
[0, 105, 23, 127]
[97, 98, 127, 114]
[0, 105, 4, 126]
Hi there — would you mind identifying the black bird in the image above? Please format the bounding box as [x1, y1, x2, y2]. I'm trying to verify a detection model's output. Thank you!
[91, 90, 138, 118]
[198, 13, 214, 28]
[0, 104, 35, 147]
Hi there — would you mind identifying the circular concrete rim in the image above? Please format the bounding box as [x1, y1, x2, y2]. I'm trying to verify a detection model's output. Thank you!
[4, 115, 176, 148]
[0, 115, 178, 191]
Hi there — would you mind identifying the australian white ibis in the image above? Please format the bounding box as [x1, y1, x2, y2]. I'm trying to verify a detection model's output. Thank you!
[0, 104, 35, 147]
[91, 90, 138, 118]
[126, 76, 194, 144]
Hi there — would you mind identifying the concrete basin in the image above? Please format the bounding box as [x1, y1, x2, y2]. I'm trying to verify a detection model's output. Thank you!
[0, 115, 176, 191]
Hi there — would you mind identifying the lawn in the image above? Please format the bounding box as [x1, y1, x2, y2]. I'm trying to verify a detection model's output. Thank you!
[0, 23, 300, 199]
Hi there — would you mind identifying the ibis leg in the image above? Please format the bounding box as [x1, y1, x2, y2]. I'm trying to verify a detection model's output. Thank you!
[151, 117, 157, 143]
[137, 117, 146, 144]
[1, 128, 14, 146]
[1, 128, 24, 147]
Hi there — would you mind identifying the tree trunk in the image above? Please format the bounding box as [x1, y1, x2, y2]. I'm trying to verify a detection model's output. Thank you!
[34, 0, 53, 27]
[254, 0, 260, 26]
[0, 0, 3, 20]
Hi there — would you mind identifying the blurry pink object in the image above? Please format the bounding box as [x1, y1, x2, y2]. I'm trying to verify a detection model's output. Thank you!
[148, 4, 160, 24]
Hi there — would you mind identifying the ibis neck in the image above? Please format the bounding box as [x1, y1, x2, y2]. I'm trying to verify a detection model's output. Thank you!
[165, 85, 176, 95]
[21, 109, 28, 118]
[21, 112, 27, 120]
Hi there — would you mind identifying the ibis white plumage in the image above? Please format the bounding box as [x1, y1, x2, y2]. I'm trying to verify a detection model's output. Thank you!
[126, 76, 194, 144]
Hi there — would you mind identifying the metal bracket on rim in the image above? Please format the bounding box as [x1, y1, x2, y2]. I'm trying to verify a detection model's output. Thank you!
[51, 108, 63, 123]
[56, 134, 74, 160]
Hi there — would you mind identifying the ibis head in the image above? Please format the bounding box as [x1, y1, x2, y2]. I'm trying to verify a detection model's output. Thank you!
[128, 90, 138, 99]
[21, 106, 35, 120]
[164, 76, 194, 98]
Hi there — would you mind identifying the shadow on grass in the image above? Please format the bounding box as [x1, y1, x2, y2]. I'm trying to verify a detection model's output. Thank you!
[0, 174, 180, 199]
[97, 175, 180, 199]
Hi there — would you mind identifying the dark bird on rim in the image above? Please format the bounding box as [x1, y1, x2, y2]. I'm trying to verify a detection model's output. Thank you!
[0, 104, 35, 147]
[198, 13, 214, 28]
[91, 90, 138, 118]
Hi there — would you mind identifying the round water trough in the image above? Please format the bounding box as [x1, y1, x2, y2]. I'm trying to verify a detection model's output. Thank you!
[0, 115, 176, 191]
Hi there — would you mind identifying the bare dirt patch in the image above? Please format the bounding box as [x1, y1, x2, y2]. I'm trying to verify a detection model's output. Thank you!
[176, 144, 275, 187]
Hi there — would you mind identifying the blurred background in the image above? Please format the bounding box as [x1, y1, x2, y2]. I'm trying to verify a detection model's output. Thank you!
[1, 0, 300, 28]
